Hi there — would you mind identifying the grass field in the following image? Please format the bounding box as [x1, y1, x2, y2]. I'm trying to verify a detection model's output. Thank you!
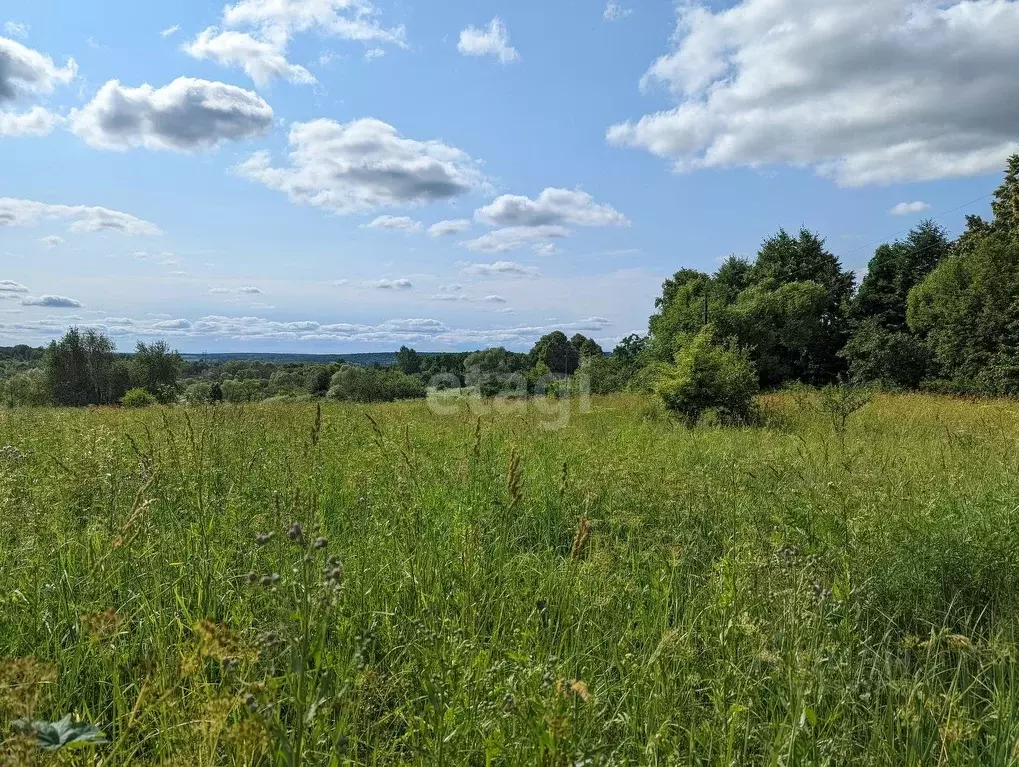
[2, 393, 1019, 765]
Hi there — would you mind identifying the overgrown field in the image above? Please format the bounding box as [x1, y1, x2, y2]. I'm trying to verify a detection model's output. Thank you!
[3, 394, 1019, 765]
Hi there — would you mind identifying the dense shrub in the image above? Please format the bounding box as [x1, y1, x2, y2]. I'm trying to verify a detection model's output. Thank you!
[656, 326, 759, 424]
[122, 387, 157, 408]
[327, 365, 426, 403]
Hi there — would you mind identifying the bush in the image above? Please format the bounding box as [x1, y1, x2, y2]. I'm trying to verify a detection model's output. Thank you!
[327, 365, 426, 403]
[122, 387, 157, 408]
[655, 326, 759, 424]
[182, 381, 214, 404]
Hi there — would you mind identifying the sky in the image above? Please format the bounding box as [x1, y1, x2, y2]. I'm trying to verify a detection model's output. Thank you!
[1, 0, 1017, 353]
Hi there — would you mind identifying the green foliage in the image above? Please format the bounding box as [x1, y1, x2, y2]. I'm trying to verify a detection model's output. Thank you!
[221, 378, 266, 403]
[121, 387, 157, 408]
[44, 328, 128, 406]
[655, 326, 759, 424]
[909, 231, 1019, 393]
[0, 368, 50, 407]
[130, 341, 184, 403]
[12, 716, 107, 751]
[395, 345, 422, 375]
[569, 334, 604, 358]
[182, 381, 215, 404]
[529, 331, 580, 376]
[464, 347, 529, 397]
[840, 319, 931, 389]
[327, 365, 426, 403]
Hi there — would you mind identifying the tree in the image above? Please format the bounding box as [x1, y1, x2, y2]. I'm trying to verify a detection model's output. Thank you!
[395, 346, 421, 375]
[221, 378, 265, 403]
[570, 334, 604, 358]
[464, 347, 528, 397]
[529, 332, 580, 376]
[1, 369, 50, 407]
[131, 341, 184, 403]
[656, 326, 759, 425]
[44, 328, 128, 406]
[327, 366, 426, 403]
[122, 387, 157, 408]
[210, 382, 224, 403]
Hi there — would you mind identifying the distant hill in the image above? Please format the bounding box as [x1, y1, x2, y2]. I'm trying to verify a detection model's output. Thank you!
[180, 352, 401, 366]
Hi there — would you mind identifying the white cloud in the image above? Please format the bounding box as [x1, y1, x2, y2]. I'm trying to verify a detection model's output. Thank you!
[608, 0, 1019, 187]
[364, 215, 422, 232]
[368, 278, 413, 290]
[22, 294, 82, 308]
[183, 28, 316, 87]
[462, 225, 569, 254]
[222, 0, 406, 47]
[160, 24, 181, 38]
[458, 17, 519, 63]
[890, 201, 931, 216]
[0, 280, 28, 294]
[0, 106, 60, 136]
[428, 218, 471, 237]
[364, 47, 384, 61]
[38, 235, 63, 248]
[476, 188, 629, 228]
[603, 2, 632, 21]
[0, 198, 162, 236]
[70, 77, 273, 152]
[534, 243, 562, 256]
[210, 286, 264, 294]
[0, 36, 76, 103]
[236, 118, 485, 214]
[3, 22, 29, 39]
[480, 295, 507, 303]
[459, 260, 540, 278]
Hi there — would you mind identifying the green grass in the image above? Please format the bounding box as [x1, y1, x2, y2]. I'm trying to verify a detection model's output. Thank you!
[2, 393, 1019, 765]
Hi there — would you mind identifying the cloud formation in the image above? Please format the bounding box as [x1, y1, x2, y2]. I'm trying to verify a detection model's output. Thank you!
[222, 0, 406, 47]
[0, 280, 28, 294]
[458, 18, 519, 63]
[22, 294, 82, 308]
[603, 2, 632, 21]
[0, 198, 162, 236]
[38, 235, 63, 248]
[236, 117, 484, 214]
[459, 260, 540, 278]
[0, 36, 76, 103]
[160, 24, 181, 38]
[463, 225, 569, 254]
[368, 278, 413, 290]
[183, 28, 316, 87]
[428, 219, 471, 237]
[890, 201, 931, 216]
[70, 77, 273, 152]
[0, 105, 59, 136]
[608, 0, 1019, 186]
[364, 215, 422, 232]
[476, 188, 628, 228]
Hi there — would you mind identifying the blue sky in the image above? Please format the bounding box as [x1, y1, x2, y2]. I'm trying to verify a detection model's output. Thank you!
[1, 0, 1016, 352]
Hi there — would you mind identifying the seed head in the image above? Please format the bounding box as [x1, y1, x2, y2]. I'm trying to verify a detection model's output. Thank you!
[287, 522, 304, 542]
[313, 537, 328, 550]
[255, 533, 274, 546]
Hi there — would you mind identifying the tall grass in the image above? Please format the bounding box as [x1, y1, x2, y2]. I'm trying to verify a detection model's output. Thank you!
[2, 393, 1019, 764]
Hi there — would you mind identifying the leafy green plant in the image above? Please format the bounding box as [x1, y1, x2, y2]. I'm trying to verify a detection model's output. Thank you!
[11, 716, 107, 751]
[121, 387, 157, 408]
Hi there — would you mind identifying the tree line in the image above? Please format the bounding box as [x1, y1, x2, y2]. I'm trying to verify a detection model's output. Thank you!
[2, 155, 1017, 409]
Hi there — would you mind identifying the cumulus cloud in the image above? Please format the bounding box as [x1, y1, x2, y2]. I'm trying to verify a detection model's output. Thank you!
[236, 118, 484, 214]
[0, 280, 28, 294]
[608, 0, 1019, 187]
[462, 225, 569, 253]
[160, 24, 181, 38]
[22, 294, 82, 308]
[428, 218, 471, 237]
[210, 286, 264, 294]
[0, 198, 162, 236]
[890, 201, 931, 216]
[3, 22, 28, 39]
[458, 18, 519, 63]
[364, 215, 422, 232]
[459, 260, 540, 278]
[0, 105, 60, 136]
[0, 36, 76, 103]
[38, 235, 63, 248]
[183, 28, 316, 87]
[70, 77, 273, 152]
[368, 278, 413, 290]
[365, 48, 384, 61]
[221, 0, 406, 47]
[604, 2, 632, 21]
[477, 188, 629, 228]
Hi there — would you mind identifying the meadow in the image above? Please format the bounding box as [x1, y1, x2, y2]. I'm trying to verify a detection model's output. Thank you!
[2, 392, 1019, 765]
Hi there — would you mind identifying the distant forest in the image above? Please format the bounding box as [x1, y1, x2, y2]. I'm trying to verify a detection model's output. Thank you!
[2, 155, 1018, 410]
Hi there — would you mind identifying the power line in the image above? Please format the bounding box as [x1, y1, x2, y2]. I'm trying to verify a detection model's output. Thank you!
[839, 192, 994, 260]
